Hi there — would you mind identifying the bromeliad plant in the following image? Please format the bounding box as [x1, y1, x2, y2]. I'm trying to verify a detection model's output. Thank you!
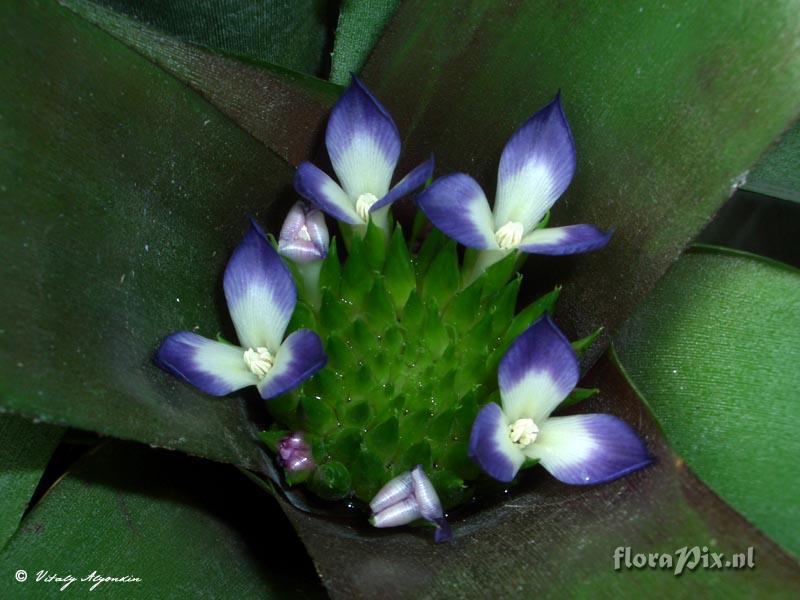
[155, 77, 651, 542]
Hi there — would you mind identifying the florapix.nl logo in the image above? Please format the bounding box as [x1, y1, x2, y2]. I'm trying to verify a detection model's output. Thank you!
[613, 546, 755, 576]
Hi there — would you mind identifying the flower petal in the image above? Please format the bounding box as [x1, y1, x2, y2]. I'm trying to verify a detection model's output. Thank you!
[370, 471, 413, 514]
[223, 220, 297, 352]
[528, 414, 652, 485]
[371, 497, 421, 528]
[519, 224, 612, 255]
[155, 332, 256, 396]
[257, 329, 327, 400]
[433, 517, 453, 544]
[411, 465, 443, 520]
[295, 162, 361, 225]
[494, 95, 576, 233]
[305, 207, 330, 255]
[417, 173, 497, 249]
[498, 315, 579, 423]
[468, 402, 524, 482]
[326, 76, 401, 199]
[371, 156, 435, 211]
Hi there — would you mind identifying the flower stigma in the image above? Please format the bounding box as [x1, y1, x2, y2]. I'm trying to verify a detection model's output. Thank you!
[495, 221, 524, 249]
[243, 347, 274, 379]
[509, 418, 539, 448]
[356, 192, 379, 222]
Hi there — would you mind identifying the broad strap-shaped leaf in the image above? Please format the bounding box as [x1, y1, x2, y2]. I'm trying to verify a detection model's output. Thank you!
[696, 190, 800, 269]
[742, 121, 800, 203]
[329, 0, 401, 85]
[0, 1, 296, 472]
[615, 246, 800, 556]
[87, 0, 332, 76]
[361, 0, 800, 363]
[276, 352, 800, 598]
[0, 416, 63, 550]
[0, 442, 326, 598]
[62, 0, 340, 167]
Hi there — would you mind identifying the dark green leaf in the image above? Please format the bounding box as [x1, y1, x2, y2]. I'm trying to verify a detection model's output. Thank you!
[615, 246, 800, 555]
[0, 442, 326, 598]
[84, 0, 332, 75]
[743, 121, 800, 203]
[330, 0, 401, 84]
[0, 1, 291, 472]
[62, 0, 340, 166]
[0, 416, 63, 549]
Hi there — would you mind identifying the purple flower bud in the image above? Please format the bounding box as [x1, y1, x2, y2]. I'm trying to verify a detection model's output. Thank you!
[278, 202, 329, 264]
[278, 431, 315, 472]
[369, 465, 451, 543]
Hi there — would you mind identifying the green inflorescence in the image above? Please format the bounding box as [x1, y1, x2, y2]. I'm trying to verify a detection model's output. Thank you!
[260, 220, 597, 508]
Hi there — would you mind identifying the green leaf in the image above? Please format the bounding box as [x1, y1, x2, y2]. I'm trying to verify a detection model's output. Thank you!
[558, 387, 599, 410]
[309, 461, 352, 500]
[0, 416, 63, 549]
[363, 219, 387, 271]
[383, 227, 417, 311]
[83, 0, 332, 76]
[319, 238, 343, 295]
[0, 442, 326, 598]
[278, 352, 800, 597]
[0, 1, 290, 472]
[743, 120, 800, 202]
[421, 241, 460, 307]
[572, 326, 603, 357]
[330, 0, 401, 85]
[362, 0, 800, 362]
[505, 287, 560, 341]
[615, 246, 800, 556]
[62, 0, 340, 166]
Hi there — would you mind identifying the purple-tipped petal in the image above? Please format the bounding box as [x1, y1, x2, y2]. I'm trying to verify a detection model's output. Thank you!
[370, 471, 413, 514]
[155, 332, 256, 396]
[468, 402, 524, 482]
[494, 95, 576, 233]
[433, 517, 452, 544]
[295, 162, 361, 225]
[411, 465, 443, 521]
[498, 315, 579, 423]
[417, 173, 497, 249]
[326, 76, 401, 199]
[223, 220, 296, 352]
[371, 497, 421, 528]
[519, 224, 612, 255]
[371, 156, 435, 211]
[278, 202, 329, 263]
[529, 414, 652, 485]
[257, 329, 327, 400]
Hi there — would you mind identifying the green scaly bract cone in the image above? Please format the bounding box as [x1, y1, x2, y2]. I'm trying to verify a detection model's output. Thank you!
[261, 221, 582, 508]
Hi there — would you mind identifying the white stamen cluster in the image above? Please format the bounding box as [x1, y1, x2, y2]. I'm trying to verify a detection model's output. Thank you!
[243, 347, 274, 379]
[355, 192, 379, 222]
[509, 417, 539, 448]
[495, 220, 524, 249]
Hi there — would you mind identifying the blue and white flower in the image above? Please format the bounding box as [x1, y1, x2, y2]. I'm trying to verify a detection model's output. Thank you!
[294, 76, 434, 231]
[155, 219, 327, 400]
[417, 95, 612, 274]
[370, 465, 452, 543]
[469, 315, 650, 484]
